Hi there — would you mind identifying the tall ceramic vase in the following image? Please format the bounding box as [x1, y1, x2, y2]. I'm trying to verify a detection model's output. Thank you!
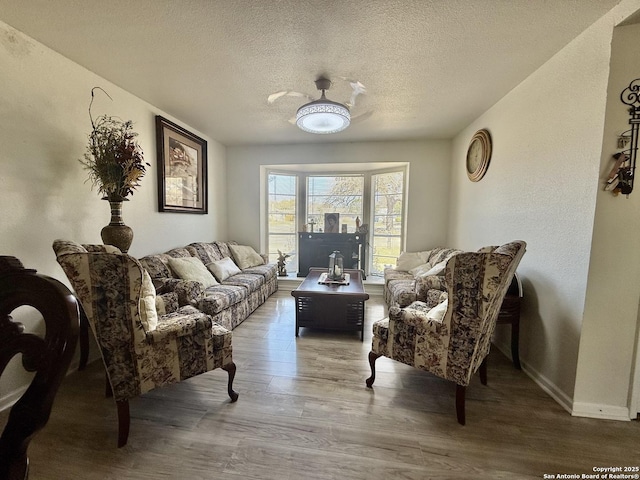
[101, 200, 133, 253]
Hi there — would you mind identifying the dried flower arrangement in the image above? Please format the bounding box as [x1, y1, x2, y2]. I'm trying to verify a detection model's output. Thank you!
[80, 88, 148, 202]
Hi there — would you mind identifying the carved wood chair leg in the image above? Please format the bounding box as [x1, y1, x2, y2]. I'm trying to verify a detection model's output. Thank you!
[456, 385, 466, 425]
[116, 400, 130, 448]
[366, 351, 381, 387]
[480, 357, 488, 386]
[222, 362, 239, 402]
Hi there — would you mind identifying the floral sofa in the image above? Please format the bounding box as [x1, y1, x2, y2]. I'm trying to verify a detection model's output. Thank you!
[139, 241, 278, 331]
[383, 247, 463, 308]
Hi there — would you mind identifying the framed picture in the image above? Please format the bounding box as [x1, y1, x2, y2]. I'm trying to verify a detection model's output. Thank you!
[324, 213, 340, 233]
[156, 116, 208, 214]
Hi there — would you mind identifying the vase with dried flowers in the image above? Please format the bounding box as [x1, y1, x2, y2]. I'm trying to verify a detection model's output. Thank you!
[80, 88, 147, 253]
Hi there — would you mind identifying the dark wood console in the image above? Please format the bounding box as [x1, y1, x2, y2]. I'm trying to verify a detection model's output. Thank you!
[297, 232, 367, 278]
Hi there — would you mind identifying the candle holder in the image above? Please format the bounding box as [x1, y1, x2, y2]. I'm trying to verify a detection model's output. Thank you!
[328, 251, 344, 281]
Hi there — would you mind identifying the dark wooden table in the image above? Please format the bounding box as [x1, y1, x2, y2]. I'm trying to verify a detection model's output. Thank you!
[291, 268, 369, 341]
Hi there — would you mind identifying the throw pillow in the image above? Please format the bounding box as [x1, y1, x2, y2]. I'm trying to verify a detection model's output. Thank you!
[396, 250, 431, 271]
[207, 256, 242, 282]
[139, 270, 158, 332]
[419, 260, 447, 277]
[409, 262, 432, 276]
[167, 257, 219, 288]
[228, 244, 265, 270]
[427, 299, 448, 322]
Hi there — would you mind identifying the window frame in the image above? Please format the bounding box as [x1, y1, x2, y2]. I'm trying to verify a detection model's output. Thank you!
[263, 164, 407, 275]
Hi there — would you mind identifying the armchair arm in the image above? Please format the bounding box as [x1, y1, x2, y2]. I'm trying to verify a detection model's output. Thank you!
[145, 308, 221, 343]
[389, 301, 446, 334]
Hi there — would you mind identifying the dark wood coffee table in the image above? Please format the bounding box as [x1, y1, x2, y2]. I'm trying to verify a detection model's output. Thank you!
[291, 268, 369, 341]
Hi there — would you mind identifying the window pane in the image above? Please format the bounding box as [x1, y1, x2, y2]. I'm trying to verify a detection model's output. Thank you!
[267, 173, 297, 267]
[268, 234, 297, 264]
[307, 175, 364, 233]
[371, 171, 404, 276]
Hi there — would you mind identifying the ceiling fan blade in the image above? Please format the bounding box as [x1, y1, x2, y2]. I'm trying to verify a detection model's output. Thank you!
[351, 110, 373, 124]
[267, 91, 289, 104]
[268, 91, 314, 104]
[335, 77, 366, 108]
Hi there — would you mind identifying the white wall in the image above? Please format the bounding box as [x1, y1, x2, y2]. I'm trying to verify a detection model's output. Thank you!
[449, 0, 640, 416]
[0, 20, 226, 407]
[226, 141, 452, 253]
[574, 22, 640, 420]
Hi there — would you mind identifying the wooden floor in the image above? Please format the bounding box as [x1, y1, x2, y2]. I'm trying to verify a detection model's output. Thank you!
[7, 290, 638, 479]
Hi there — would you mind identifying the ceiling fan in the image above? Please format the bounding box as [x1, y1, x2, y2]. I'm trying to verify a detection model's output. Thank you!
[267, 77, 370, 134]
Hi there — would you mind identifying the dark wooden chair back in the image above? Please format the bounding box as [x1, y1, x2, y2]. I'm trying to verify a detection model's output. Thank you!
[0, 256, 80, 480]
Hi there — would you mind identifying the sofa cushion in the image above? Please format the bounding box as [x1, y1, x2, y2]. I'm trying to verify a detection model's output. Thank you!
[139, 254, 173, 281]
[168, 257, 219, 288]
[242, 263, 277, 281]
[214, 241, 235, 259]
[207, 257, 242, 282]
[384, 267, 413, 284]
[222, 272, 265, 291]
[426, 299, 448, 322]
[198, 284, 248, 314]
[228, 244, 265, 269]
[396, 251, 431, 271]
[386, 278, 417, 308]
[427, 247, 462, 266]
[139, 270, 158, 332]
[417, 260, 447, 278]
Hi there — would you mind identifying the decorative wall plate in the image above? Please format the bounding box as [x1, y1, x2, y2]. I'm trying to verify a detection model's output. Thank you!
[466, 129, 492, 182]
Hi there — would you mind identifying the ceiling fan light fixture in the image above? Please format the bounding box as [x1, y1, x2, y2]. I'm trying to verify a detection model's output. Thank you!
[296, 93, 351, 135]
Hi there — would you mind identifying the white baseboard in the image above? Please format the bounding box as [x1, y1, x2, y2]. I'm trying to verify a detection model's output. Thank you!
[493, 340, 632, 421]
[493, 340, 573, 414]
[571, 402, 631, 421]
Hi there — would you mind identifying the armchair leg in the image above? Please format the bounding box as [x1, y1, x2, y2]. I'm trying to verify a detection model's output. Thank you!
[366, 351, 382, 387]
[116, 400, 130, 448]
[456, 385, 466, 425]
[480, 357, 488, 386]
[223, 362, 239, 402]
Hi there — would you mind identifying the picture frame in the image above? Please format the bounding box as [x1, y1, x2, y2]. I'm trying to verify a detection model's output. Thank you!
[324, 213, 340, 233]
[156, 116, 208, 214]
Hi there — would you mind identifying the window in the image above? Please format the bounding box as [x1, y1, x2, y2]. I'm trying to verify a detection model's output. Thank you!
[264, 165, 406, 276]
[307, 175, 364, 233]
[267, 173, 297, 265]
[371, 171, 404, 275]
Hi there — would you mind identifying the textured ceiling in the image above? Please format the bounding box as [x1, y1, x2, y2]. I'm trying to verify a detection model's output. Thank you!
[0, 0, 621, 146]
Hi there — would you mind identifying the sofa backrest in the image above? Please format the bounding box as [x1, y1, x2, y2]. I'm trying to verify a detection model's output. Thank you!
[186, 242, 226, 265]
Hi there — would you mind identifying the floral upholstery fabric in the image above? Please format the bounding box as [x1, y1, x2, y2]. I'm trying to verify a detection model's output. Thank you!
[384, 247, 462, 308]
[139, 240, 278, 331]
[186, 242, 225, 265]
[53, 239, 234, 402]
[372, 241, 526, 387]
[199, 284, 248, 315]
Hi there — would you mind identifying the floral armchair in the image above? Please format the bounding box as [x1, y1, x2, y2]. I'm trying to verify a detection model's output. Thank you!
[53, 240, 238, 447]
[366, 240, 526, 425]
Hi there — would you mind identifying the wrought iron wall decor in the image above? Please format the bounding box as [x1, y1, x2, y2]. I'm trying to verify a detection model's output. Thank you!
[606, 79, 640, 196]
